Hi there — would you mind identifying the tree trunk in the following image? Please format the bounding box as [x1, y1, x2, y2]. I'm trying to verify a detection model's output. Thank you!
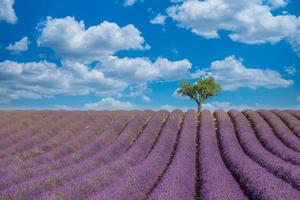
[197, 103, 202, 113]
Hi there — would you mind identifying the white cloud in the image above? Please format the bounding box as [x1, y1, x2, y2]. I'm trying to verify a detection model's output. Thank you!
[288, 26, 300, 57]
[160, 101, 252, 111]
[0, 55, 192, 102]
[167, 0, 300, 57]
[267, 0, 288, 9]
[6, 37, 30, 52]
[192, 55, 293, 90]
[124, 0, 137, 6]
[99, 56, 192, 83]
[37, 16, 148, 63]
[203, 101, 253, 111]
[0, 60, 127, 102]
[160, 104, 193, 111]
[150, 14, 167, 25]
[0, 0, 17, 24]
[155, 57, 192, 80]
[1, 54, 291, 102]
[170, 0, 185, 3]
[297, 97, 300, 102]
[284, 65, 296, 76]
[84, 97, 136, 110]
[128, 83, 151, 102]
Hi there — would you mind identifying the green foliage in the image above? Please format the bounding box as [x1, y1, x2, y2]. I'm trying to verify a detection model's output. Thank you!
[177, 76, 221, 112]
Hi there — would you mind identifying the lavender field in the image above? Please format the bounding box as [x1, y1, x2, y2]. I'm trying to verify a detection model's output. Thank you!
[0, 109, 300, 200]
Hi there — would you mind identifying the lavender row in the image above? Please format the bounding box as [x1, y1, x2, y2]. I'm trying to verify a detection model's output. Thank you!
[0, 112, 133, 191]
[0, 112, 59, 146]
[1, 113, 112, 173]
[0, 111, 152, 199]
[37, 110, 169, 200]
[287, 110, 300, 120]
[0, 111, 128, 176]
[0, 111, 69, 137]
[19, 113, 111, 164]
[272, 110, 300, 137]
[0, 112, 88, 169]
[148, 110, 198, 200]
[198, 110, 246, 200]
[243, 110, 300, 165]
[2, 112, 86, 155]
[0, 111, 42, 133]
[0, 117, 60, 167]
[258, 110, 300, 152]
[229, 110, 300, 190]
[215, 110, 300, 200]
[87, 110, 184, 200]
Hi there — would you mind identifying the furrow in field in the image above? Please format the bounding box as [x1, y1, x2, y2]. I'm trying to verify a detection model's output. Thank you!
[85, 110, 184, 200]
[272, 110, 300, 137]
[0, 111, 152, 199]
[287, 110, 300, 120]
[243, 110, 300, 165]
[147, 110, 197, 200]
[229, 110, 300, 190]
[258, 110, 300, 152]
[36, 110, 169, 200]
[147, 110, 201, 200]
[215, 110, 300, 200]
[0, 112, 86, 169]
[0, 112, 133, 191]
[196, 110, 247, 200]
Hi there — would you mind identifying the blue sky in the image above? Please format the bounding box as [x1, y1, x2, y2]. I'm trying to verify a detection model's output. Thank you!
[0, 0, 299, 110]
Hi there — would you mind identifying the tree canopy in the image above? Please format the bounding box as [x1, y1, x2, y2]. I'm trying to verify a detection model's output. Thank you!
[177, 76, 222, 112]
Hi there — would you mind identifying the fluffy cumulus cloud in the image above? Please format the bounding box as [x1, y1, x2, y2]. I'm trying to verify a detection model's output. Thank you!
[167, 0, 300, 57]
[128, 83, 151, 102]
[0, 0, 17, 24]
[0, 16, 195, 103]
[192, 55, 293, 90]
[99, 56, 192, 83]
[6, 37, 30, 52]
[84, 97, 136, 110]
[267, 0, 288, 9]
[0, 60, 127, 102]
[150, 14, 167, 25]
[0, 55, 192, 102]
[37, 16, 148, 63]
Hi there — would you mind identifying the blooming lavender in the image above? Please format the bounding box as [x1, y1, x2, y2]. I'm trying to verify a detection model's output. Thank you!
[0, 112, 89, 167]
[243, 110, 300, 165]
[87, 110, 184, 200]
[229, 109, 300, 190]
[1, 110, 300, 200]
[37, 110, 169, 200]
[0, 111, 152, 199]
[287, 110, 300, 120]
[258, 110, 300, 152]
[215, 110, 300, 200]
[0, 113, 117, 190]
[198, 110, 247, 200]
[148, 110, 198, 200]
[272, 110, 300, 137]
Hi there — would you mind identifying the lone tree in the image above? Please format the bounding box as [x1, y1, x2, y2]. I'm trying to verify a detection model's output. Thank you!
[177, 76, 221, 112]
